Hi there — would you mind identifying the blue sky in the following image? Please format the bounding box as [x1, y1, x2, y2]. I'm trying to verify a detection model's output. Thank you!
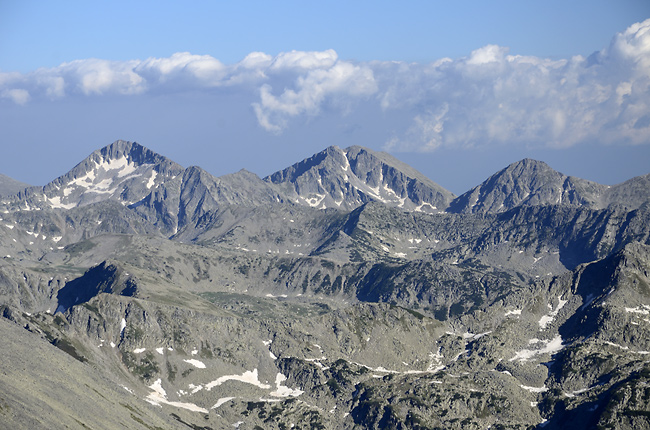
[1, 1, 649, 194]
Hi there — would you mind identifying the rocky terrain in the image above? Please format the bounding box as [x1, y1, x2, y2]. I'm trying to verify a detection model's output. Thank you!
[0, 140, 648, 429]
[0, 173, 30, 197]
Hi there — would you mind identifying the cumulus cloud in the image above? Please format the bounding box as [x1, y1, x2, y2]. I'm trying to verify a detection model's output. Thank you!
[269, 49, 338, 71]
[135, 52, 227, 88]
[382, 18, 650, 151]
[253, 59, 378, 133]
[1, 19, 649, 150]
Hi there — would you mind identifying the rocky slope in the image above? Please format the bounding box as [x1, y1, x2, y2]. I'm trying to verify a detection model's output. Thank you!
[265, 145, 455, 213]
[449, 158, 650, 214]
[0, 140, 648, 429]
[0, 174, 29, 197]
[448, 158, 608, 213]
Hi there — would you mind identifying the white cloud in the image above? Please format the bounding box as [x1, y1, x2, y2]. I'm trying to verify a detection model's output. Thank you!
[135, 52, 227, 87]
[383, 18, 650, 151]
[1, 88, 30, 105]
[1, 19, 649, 150]
[269, 49, 338, 71]
[466, 44, 508, 65]
[238, 52, 273, 69]
[253, 60, 378, 132]
[606, 19, 650, 69]
[71, 59, 145, 95]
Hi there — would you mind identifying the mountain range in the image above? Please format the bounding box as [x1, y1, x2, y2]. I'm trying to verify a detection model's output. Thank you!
[0, 140, 649, 429]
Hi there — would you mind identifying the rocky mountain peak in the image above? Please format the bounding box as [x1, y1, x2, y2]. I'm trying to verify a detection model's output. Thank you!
[90, 140, 175, 171]
[448, 158, 608, 213]
[265, 145, 455, 213]
[7, 141, 186, 211]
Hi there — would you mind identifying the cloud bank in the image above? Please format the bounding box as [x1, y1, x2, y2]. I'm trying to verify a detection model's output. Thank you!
[2, 19, 649, 151]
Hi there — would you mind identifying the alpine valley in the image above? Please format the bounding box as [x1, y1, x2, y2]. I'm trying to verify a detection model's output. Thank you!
[1, 140, 649, 430]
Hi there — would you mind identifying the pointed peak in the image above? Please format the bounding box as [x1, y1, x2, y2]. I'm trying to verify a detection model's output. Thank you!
[324, 145, 343, 153]
[449, 158, 608, 214]
[266, 144, 454, 212]
[480, 158, 563, 188]
[94, 140, 168, 167]
[226, 168, 261, 179]
[30, 140, 185, 210]
[503, 158, 554, 172]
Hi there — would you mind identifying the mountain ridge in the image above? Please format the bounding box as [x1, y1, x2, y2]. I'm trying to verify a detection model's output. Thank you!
[2, 140, 648, 218]
[0, 139, 649, 429]
[448, 158, 650, 214]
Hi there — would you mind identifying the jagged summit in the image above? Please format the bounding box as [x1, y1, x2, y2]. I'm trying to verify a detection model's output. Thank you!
[33, 140, 186, 210]
[265, 145, 455, 213]
[448, 158, 608, 213]
[2, 140, 649, 223]
[51, 140, 184, 184]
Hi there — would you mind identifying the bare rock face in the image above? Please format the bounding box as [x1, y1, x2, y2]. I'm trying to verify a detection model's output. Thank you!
[448, 158, 609, 213]
[0, 173, 30, 197]
[449, 158, 650, 214]
[265, 145, 455, 213]
[0, 140, 649, 429]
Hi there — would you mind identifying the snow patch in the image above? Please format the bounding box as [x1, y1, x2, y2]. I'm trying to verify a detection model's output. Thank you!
[625, 305, 650, 315]
[510, 335, 564, 362]
[538, 296, 568, 329]
[520, 385, 548, 393]
[603, 341, 650, 355]
[270, 373, 303, 397]
[414, 202, 437, 212]
[96, 155, 138, 178]
[205, 369, 271, 391]
[146, 170, 157, 189]
[184, 359, 207, 369]
[426, 348, 446, 373]
[211, 397, 235, 409]
[48, 196, 77, 210]
[304, 193, 326, 208]
[462, 331, 492, 340]
[145, 379, 208, 413]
